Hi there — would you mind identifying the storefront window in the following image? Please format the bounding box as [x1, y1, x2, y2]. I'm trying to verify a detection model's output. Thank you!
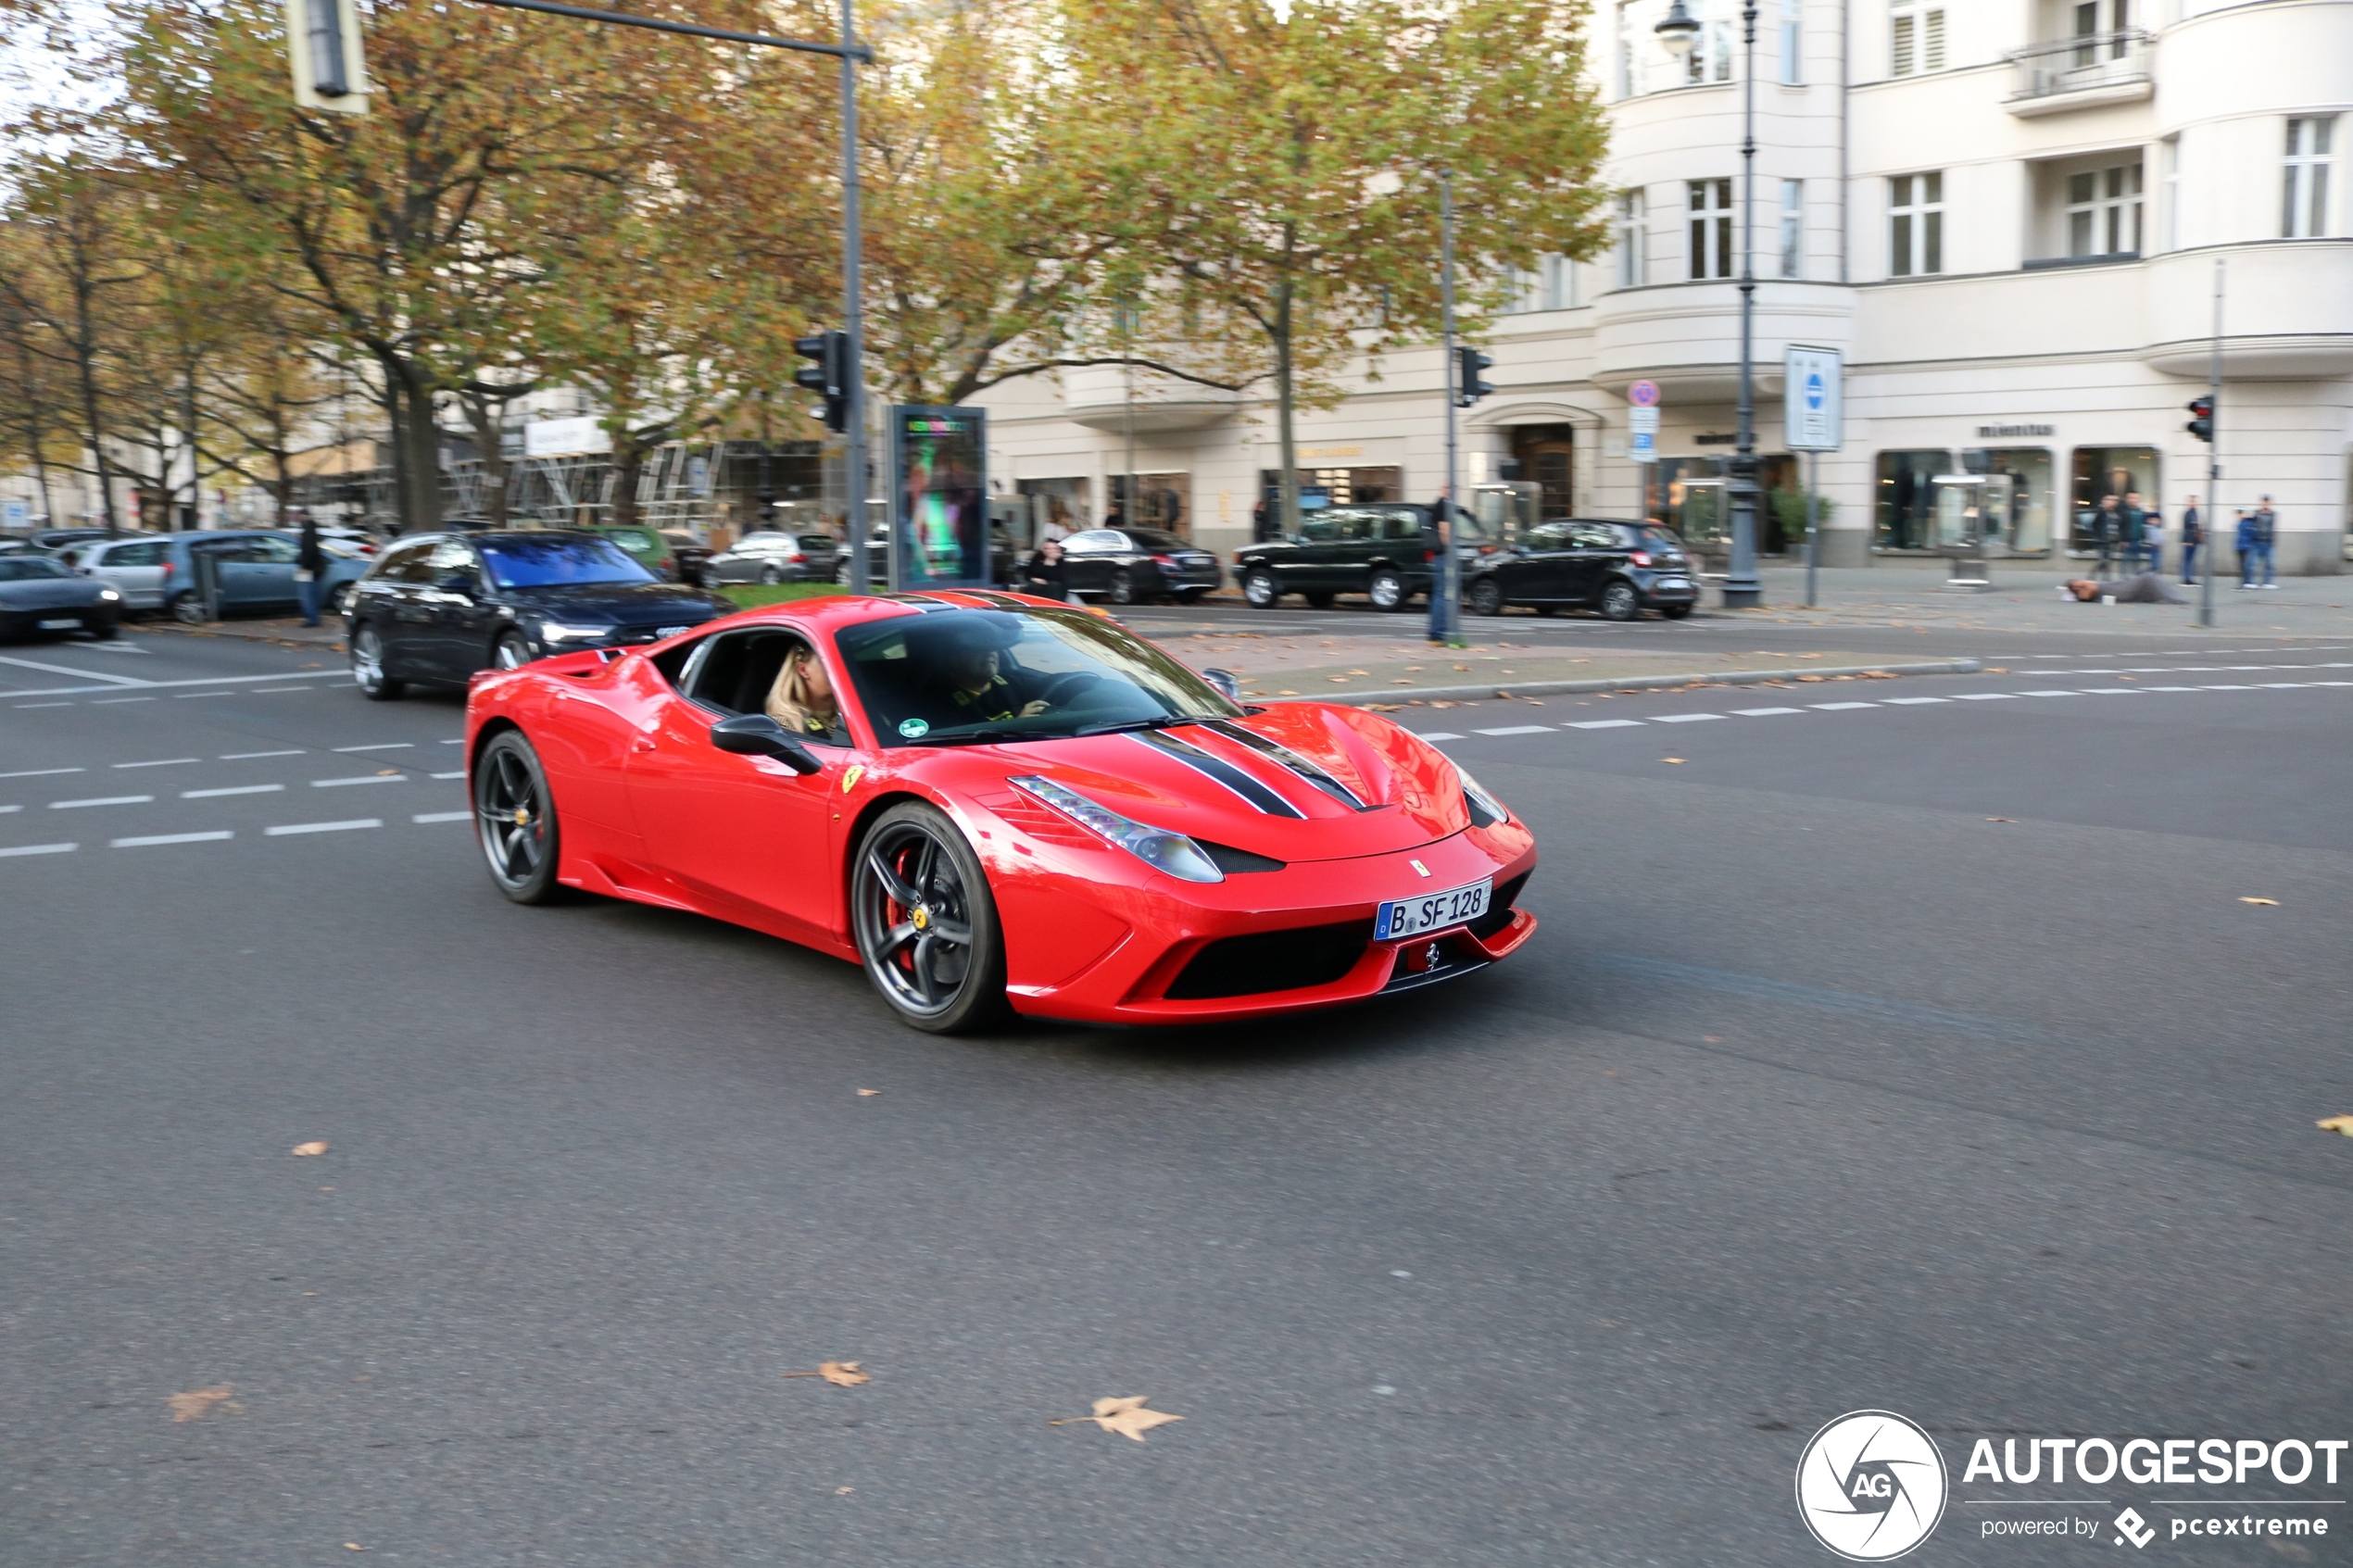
[1875, 449, 1949, 549]
[2070, 446, 2159, 551]
[1111, 471, 1192, 536]
[1017, 477, 1091, 539]
[1962, 447, 2054, 552]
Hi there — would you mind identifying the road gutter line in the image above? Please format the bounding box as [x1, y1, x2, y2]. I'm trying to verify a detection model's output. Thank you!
[1267, 659, 1983, 709]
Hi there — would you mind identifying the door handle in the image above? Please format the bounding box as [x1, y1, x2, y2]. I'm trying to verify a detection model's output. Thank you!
[632, 734, 657, 752]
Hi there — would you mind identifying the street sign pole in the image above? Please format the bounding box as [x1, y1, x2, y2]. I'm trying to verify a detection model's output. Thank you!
[1782, 345, 1843, 610]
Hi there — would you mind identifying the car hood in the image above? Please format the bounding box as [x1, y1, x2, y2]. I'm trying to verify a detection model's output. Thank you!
[0, 579, 107, 610]
[938, 702, 1473, 863]
[504, 583, 722, 623]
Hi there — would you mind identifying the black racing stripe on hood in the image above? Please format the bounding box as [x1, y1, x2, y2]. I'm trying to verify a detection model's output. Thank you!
[1197, 719, 1371, 811]
[1131, 731, 1306, 818]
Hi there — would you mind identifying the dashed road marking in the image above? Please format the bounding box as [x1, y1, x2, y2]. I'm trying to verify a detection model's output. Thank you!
[0, 768, 83, 780]
[312, 775, 405, 788]
[112, 758, 200, 769]
[333, 743, 412, 752]
[221, 749, 303, 760]
[51, 796, 154, 809]
[1651, 713, 1724, 723]
[266, 819, 381, 836]
[412, 811, 472, 824]
[1732, 707, 1805, 716]
[111, 831, 233, 848]
[1476, 725, 1554, 736]
[182, 784, 285, 799]
[1809, 702, 1878, 711]
[1567, 720, 1646, 730]
[430, 771, 465, 780]
[0, 842, 76, 857]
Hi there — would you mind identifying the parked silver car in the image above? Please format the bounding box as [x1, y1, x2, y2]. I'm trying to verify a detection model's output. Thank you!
[699, 531, 841, 586]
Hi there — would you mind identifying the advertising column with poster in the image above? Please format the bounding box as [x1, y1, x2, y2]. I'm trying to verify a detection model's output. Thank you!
[890, 407, 989, 590]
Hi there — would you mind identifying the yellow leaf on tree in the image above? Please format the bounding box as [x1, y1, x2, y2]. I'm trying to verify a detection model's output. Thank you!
[291, 1141, 329, 1157]
[1054, 1396, 1184, 1442]
[168, 1385, 237, 1422]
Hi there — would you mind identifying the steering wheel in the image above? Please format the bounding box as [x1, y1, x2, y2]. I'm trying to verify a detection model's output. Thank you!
[1038, 671, 1103, 707]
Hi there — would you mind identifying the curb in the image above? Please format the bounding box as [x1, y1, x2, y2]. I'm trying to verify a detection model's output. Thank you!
[1262, 658, 1984, 708]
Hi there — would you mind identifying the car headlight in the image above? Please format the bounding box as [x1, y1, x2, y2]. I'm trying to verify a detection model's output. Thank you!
[98, 588, 120, 601]
[537, 621, 611, 642]
[1455, 762, 1510, 828]
[1009, 775, 1225, 884]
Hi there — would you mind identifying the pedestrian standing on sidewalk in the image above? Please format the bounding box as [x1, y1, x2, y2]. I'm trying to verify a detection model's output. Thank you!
[2178, 495, 2202, 583]
[2249, 495, 2279, 588]
[2093, 495, 2123, 575]
[2120, 492, 2150, 574]
[2128, 492, 2158, 574]
[2235, 508, 2259, 589]
[294, 511, 327, 626]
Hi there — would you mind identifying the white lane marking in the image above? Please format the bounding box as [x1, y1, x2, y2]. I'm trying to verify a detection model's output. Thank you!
[182, 784, 285, 799]
[250, 686, 310, 694]
[0, 670, 352, 698]
[1882, 696, 1948, 706]
[333, 743, 412, 752]
[1567, 719, 1647, 729]
[412, 811, 472, 824]
[1416, 732, 1463, 741]
[1953, 693, 2018, 700]
[1651, 713, 1724, 723]
[175, 692, 234, 699]
[439, 738, 464, 745]
[0, 653, 151, 685]
[2020, 690, 2083, 697]
[2199, 684, 2254, 690]
[267, 819, 381, 836]
[221, 749, 303, 760]
[92, 696, 155, 705]
[1732, 707, 1804, 716]
[112, 758, 200, 770]
[2257, 682, 2311, 688]
[312, 775, 405, 787]
[1809, 702, 1878, 711]
[112, 831, 233, 847]
[2141, 686, 2198, 692]
[2075, 689, 2141, 696]
[0, 842, 77, 857]
[430, 771, 465, 780]
[0, 804, 18, 813]
[14, 701, 73, 709]
[1476, 725, 1554, 735]
[50, 795, 154, 809]
[0, 767, 83, 780]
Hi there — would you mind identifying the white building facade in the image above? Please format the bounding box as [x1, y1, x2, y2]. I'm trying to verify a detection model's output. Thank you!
[975, 0, 2353, 575]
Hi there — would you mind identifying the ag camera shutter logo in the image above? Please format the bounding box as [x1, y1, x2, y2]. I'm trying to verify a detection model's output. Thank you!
[1795, 1411, 1949, 1561]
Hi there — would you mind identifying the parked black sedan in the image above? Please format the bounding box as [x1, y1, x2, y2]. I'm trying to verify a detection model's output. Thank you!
[1058, 527, 1223, 604]
[0, 555, 122, 639]
[1233, 505, 1436, 610]
[1465, 520, 1700, 621]
[345, 530, 725, 699]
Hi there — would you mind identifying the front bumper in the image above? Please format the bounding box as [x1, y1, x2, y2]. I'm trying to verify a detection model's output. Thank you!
[1633, 571, 1700, 605]
[1, 603, 117, 634]
[987, 821, 1538, 1024]
[1150, 563, 1225, 594]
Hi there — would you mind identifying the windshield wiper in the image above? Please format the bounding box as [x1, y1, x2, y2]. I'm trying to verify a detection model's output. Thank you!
[898, 726, 1043, 747]
[1071, 715, 1207, 738]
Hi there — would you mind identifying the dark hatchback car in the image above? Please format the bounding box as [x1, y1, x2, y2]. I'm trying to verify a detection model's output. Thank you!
[1466, 520, 1700, 621]
[346, 530, 726, 699]
[1058, 527, 1223, 605]
[0, 555, 122, 639]
[1233, 505, 1436, 611]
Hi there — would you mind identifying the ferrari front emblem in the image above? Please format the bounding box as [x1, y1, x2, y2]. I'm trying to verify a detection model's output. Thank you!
[1410, 859, 1430, 878]
[841, 764, 865, 795]
[911, 907, 930, 931]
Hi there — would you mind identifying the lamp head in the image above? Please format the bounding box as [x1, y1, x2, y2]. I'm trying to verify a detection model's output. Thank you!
[1655, 0, 1701, 56]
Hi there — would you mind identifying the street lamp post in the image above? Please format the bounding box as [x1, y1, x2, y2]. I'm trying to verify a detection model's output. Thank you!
[1657, 0, 1764, 609]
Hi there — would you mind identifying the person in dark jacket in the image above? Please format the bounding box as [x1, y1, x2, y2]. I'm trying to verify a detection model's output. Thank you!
[2247, 495, 2278, 588]
[1017, 535, 1071, 602]
[294, 513, 328, 626]
[2178, 495, 2203, 583]
[2092, 495, 2122, 575]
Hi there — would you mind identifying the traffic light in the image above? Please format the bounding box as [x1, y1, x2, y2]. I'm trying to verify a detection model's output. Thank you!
[285, 0, 369, 114]
[2185, 395, 2214, 443]
[1454, 345, 1495, 408]
[795, 331, 851, 434]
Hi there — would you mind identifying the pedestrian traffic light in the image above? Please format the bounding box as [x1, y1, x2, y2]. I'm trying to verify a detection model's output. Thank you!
[2185, 396, 2214, 443]
[795, 331, 851, 434]
[285, 0, 369, 114]
[1455, 346, 1495, 408]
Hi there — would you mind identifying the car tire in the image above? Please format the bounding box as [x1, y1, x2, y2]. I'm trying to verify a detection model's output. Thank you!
[170, 591, 206, 625]
[350, 623, 405, 700]
[473, 730, 568, 905]
[1468, 578, 1504, 617]
[1367, 569, 1406, 610]
[1108, 568, 1137, 606]
[1599, 580, 1642, 621]
[760, 564, 784, 585]
[1303, 591, 1335, 609]
[1242, 570, 1281, 608]
[493, 631, 535, 670]
[851, 802, 1011, 1035]
[700, 566, 724, 590]
[1660, 602, 1694, 620]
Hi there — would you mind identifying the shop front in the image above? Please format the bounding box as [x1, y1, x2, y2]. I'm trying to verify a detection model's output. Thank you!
[1875, 441, 2068, 557]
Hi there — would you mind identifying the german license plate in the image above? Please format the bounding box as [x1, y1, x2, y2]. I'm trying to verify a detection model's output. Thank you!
[1375, 878, 1491, 942]
[1656, 576, 1692, 589]
[38, 617, 81, 630]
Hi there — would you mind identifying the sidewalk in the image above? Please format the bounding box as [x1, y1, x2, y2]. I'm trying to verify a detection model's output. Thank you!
[134, 616, 346, 651]
[1718, 562, 2353, 637]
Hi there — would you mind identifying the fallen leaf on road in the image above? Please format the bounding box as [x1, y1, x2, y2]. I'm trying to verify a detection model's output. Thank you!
[291, 1141, 329, 1157]
[168, 1385, 237, 1422]
[1052, 1396, 1184, 1442]
[856, 1088, 881, 1097]
[2317, 1116, 2353, 1137]
[785, 1361, 871, 1386]
[1863, 671, 1896, 679]
[1986, 817, 2016, 822]
[1796, 674, 1824, 683]
[345, 1546, 366, 1553]
[2239, 897, 2280, 907]
[1660, 758, 1685, 764]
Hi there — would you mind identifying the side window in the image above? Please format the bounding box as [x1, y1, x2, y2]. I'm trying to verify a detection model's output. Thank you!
[1067, 530, 1120, 552]
[1526, 522, 1577, 551]
[1568, 522, 1620, 549]
[248, 535, 300, 562]
[1295, 518, 1337, 543]
[686, 628, 841, 738]
[371, 542, 434, 582]
[109, 540, 166, 566]
[1331, 510, 1378, 543]
[424, 538, 479, 580]
[1382, 511, 1425, 541]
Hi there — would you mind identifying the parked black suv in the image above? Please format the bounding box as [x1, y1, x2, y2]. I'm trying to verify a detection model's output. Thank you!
[1234, 504, 1437, 610]
[1464, 520, 1700, 621]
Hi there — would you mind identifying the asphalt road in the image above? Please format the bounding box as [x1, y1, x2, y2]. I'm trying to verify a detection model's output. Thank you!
[5, 621, 2350, 1567]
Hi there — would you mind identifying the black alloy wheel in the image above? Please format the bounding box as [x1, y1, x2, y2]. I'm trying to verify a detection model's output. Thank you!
[1108, 567, 1137, 606]
[1660, 602, 1694, 620]
[473, 730, 565, 904]
[1242, 570, 1281, 608]
[350, 623, 405, 700]
[1599, 580, 1642, 621]
[851, 802, 1010, 1034]
[1367, 568, 1406, 611]
[1468, 577, 1505, 617]
[761, 563, 784, 585]
[493, 631, 535, 670]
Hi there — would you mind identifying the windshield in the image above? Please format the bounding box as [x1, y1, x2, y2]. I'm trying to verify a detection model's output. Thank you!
[1638, 525, 1689, 556]
[0, 557, 70, 580]
[835, 606, 1241, 748]
[477, 536, 654, 589]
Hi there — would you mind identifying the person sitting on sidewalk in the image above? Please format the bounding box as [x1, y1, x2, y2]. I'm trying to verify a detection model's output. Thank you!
[2059, 573, 2185, 605]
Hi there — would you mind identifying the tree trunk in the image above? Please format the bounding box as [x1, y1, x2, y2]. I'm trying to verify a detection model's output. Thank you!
[67, 280, 120, 534]
[399, 363, 443, 531]
[459, 390, 514, 526]
[377, 360, 411, 535]
[609, 433, 645, 531]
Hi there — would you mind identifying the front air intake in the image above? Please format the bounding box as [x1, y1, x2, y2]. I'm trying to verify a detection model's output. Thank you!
[1164, 919, 1373, 1000]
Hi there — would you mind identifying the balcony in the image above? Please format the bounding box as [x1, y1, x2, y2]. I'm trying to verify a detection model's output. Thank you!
[1060, 365, 1239, 434]
[2003, 30, 2153, 116]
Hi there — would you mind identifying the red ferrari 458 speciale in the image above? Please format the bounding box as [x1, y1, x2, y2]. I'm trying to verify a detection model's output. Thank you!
[462, 590, 1537, 1031]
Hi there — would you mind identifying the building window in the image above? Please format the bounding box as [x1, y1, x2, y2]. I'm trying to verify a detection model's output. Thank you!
[1779, 0, 1804, 83]
[2159, 133, 2181, 252]
[2067, 162, 2142, 257]
[2070, 446, 2159, 552]
[1689, 178, 1733, 280]
[1617, 190, 1647, 287]
[1616, 1, 1636, 96]
[1891, 2, 1944, 76]
[1688, 5, 1732, 84]
[2285, 116, 2334, 238]
[1779, 179, 1804, 278]
[1875, 449, 1949, 549]
[1503, 255, 1578, 313]
[2071, 0, 2130, 67]
[1888, 171, 1943, 276]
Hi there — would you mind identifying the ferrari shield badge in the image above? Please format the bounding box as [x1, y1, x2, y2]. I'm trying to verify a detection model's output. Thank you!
[841, 764, 865, 794]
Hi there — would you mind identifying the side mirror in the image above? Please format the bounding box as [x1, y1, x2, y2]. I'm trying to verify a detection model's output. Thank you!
[1200, 667, 1242, 703]
[709, 712, 823, 774]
